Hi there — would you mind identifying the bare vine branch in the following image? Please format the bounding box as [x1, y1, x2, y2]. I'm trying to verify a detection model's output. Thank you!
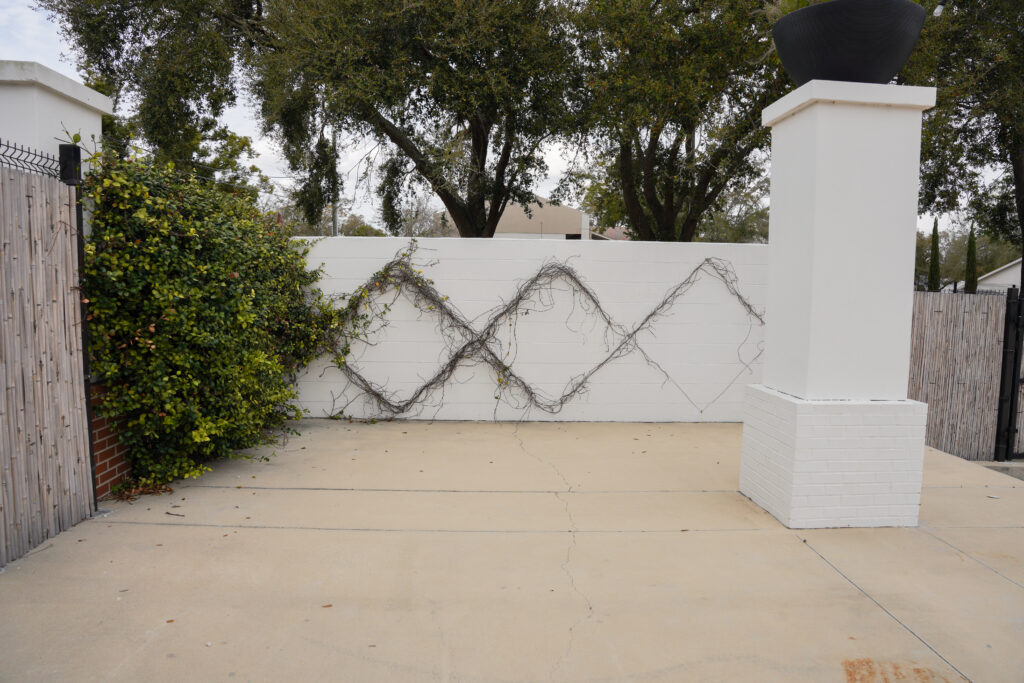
[320, 241, 764, 419]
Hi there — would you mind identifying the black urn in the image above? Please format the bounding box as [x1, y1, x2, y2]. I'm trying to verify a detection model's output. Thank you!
[772, 0, 927, 87]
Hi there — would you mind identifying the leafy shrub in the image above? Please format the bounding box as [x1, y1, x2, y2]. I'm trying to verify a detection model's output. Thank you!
[84, 156, 335, 484]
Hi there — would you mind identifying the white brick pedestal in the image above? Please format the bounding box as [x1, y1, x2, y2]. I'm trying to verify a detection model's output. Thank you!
[740, 386, 926, 528]
[740, 81, 935, 528]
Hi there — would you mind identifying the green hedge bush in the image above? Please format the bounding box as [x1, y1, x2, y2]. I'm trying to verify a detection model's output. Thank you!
[84, 156, 335, 484]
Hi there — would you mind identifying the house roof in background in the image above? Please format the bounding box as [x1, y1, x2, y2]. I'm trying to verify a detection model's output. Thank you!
[978, 257, 1022, 282]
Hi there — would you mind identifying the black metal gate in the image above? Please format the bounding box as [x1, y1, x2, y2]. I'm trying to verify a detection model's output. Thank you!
[994, 286, 1024, 461]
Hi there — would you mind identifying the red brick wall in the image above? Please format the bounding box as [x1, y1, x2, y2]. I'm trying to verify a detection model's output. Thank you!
[91, 384, 132, 500]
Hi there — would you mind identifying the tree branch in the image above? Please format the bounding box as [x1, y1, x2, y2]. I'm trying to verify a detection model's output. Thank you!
[485, 127, 516, 237]
[362, 106, 474, 234]
[618, 132, 652, 240]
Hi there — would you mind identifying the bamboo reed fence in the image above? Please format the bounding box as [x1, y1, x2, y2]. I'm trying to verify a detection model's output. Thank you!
[908, 290, 1006, 461]
[1, 165, 93, 567]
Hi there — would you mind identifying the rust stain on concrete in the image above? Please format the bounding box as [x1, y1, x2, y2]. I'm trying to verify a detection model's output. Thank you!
[843, 658, 952, 682]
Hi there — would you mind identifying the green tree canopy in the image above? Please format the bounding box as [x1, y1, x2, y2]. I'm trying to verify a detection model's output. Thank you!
[914, 230, 932, 290]
[906, 0, 1024, 284]
[41, 0, 578, 237]
[561, 0, 787, 241]
[928, 219, 942, 291]
[941, 226, 1017, 288]
[913, 222, 1018, 291]
[964, 227, 978, 293]
[40, 0, 264, 174]
[250, 0, 578, 237]
[695, 173, 769, 244]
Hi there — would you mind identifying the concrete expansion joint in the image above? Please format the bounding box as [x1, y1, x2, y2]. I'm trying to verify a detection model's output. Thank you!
[918, 525, 1024, 592]
[795, 533, 970, 682]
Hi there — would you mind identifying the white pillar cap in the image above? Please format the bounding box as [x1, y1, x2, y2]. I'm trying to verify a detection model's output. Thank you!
[763, 80, 936, 128]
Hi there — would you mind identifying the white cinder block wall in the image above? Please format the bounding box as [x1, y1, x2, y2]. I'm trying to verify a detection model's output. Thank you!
[296, 237, 767, 421]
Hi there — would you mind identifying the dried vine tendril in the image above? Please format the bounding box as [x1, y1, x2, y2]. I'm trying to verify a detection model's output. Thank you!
[319, 240, 764, 420]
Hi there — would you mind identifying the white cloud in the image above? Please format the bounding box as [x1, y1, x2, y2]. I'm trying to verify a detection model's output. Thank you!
[0, 1, 79, 79]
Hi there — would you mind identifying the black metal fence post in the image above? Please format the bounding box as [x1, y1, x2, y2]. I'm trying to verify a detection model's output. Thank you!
[995, 286, 1024, 461]
[59, 143, 99, 511]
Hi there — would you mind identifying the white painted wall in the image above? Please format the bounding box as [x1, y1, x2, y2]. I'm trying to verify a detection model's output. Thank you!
[0, 61, 112, 156]
[760, 81, 935, 401]
[296, 237, 767, 421]
[740, 385, 926, 528]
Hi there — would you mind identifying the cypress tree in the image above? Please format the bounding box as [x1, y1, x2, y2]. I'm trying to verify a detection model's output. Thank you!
[965, 228, 978, 293]
[928, 218, 941, 292]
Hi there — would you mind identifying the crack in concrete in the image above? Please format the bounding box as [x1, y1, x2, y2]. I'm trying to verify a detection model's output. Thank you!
[512, 427, 594, 680]
[551, 489, 595, 680]
[427, 600, 455, 682]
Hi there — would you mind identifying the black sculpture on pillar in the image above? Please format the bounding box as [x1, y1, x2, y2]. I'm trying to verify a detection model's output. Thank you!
[772, 0, 928, 87]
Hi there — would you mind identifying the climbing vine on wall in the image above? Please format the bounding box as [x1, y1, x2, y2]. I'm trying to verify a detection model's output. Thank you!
[321, 242, 765, 419]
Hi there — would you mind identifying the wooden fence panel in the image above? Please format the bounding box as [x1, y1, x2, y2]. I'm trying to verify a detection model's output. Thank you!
[908, 291, 1005, 461]
[1, 166, 93, 567]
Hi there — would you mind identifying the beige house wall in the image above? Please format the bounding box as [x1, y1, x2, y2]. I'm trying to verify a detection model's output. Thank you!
[495, 197, 590, 239]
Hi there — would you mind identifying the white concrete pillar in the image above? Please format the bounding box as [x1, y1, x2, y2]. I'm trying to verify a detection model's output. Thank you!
[740, 80, 935, 529]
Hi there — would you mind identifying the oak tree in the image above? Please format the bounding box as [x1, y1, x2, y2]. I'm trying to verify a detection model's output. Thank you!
[906, 0, 1024, 285]
[565, 0, 788, 241]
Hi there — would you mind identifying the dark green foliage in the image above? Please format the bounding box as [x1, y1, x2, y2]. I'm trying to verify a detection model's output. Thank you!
[905, 0, 1024, 286]
[566, 0, 788, 241]
[914, 231, 932, 290]
[768, 0, 923, 20]
[38, 0, 262, 172]
[250, 0, 577, 237]
[913, 224, 1017, 290]
[42, 0, 579, 238]
[694, 175, 770, 244]
[84, 155, 335, 484]
[339, 215, 388, 237]
[964, 228, 978, 293]
[378, 156, 408, 236]
[290, 135, 340, 226]
[929, 219, 941, 291]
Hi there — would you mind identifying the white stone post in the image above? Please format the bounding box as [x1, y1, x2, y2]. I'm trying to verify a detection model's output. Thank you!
[740, 80, 936, 529]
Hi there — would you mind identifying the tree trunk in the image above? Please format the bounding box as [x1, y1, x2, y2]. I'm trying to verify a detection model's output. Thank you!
[618, 136, 654, 240]
[363, 107, 502, 238]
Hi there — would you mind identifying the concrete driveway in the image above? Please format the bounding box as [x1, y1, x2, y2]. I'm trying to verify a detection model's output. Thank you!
[1, 421, 1023, 682]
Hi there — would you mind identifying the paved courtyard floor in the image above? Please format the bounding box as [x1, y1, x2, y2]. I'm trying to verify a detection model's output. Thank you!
[1, 421, 1023, 682]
